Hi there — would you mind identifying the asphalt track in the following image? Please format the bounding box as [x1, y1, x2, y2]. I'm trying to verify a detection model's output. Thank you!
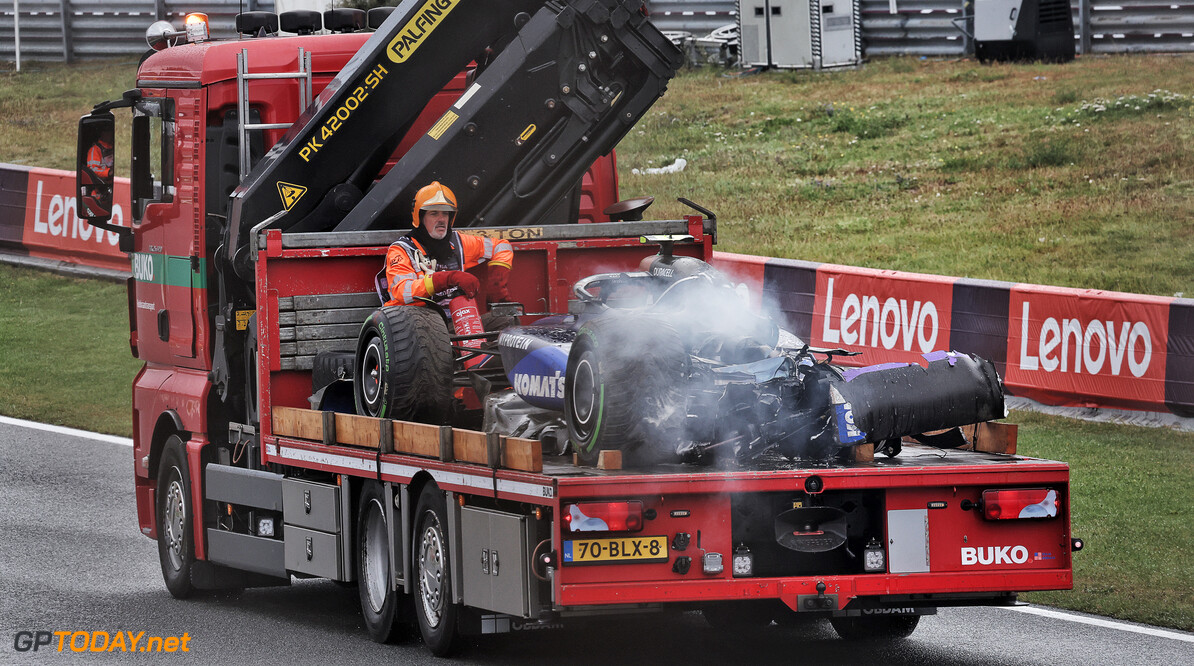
[1, 417, 1191, 664]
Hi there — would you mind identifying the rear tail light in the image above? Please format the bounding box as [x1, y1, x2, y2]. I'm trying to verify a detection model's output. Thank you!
[981, 488, 1059, 520]
[564, 501, 644, 532]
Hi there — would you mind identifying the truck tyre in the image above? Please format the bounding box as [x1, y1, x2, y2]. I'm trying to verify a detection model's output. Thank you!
[358, 481, 404, 643]
[565, 314, 688, 465]
[829, 614, 920, 641]
[157, 435, 196, 599]
[355, 306, 453, 422]
[413, 485, 459, 656]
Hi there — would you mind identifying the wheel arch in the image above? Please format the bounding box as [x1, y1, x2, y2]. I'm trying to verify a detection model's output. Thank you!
[148, 410, 187, 482]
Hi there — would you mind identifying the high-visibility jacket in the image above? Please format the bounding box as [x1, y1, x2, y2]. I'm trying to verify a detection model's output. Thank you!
[86, 142, 113, 180]
[384, 231, 512, 307]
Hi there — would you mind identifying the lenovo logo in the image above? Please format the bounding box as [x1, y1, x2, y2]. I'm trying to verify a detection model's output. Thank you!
[960, 545, 1029, 566]
[1018, 301, 1152, 378]
[819, 277, 942, 353]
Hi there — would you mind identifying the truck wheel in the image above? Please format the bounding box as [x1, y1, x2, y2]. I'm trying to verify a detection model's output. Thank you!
[565, 315, 688, 465]
[829, 614, 920, 641]
[355, 306, 453, 422]
[157, 435, 196, 599]
[413, 485, 459, 656]
[358, 481, 404, 643]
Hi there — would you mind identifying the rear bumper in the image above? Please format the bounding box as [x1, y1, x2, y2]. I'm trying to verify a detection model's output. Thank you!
[557, 569, 1072, 610]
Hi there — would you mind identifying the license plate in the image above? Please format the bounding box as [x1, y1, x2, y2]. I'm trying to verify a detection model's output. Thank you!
[562, 535, 669, 565]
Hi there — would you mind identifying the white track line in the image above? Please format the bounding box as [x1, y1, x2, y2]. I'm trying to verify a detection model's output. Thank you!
[1004, 605, 1194, 643]
[0, 415, 132, 447]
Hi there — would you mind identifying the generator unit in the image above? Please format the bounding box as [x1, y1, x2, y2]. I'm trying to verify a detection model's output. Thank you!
[974, 0, 1075, 62]
[737, 0, 861, 69]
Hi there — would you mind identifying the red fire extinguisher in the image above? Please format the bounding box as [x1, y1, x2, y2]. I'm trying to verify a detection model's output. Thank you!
[449, 295, 487, 369]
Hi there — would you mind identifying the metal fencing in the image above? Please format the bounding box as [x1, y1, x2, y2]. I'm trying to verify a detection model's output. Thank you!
[2, 0, 1192, 64]
[1, 0, 274, 64]
[646, 0, 1194, 57]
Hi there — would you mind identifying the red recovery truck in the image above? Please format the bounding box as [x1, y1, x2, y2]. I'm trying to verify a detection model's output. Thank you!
[75, 1, 1078, 657]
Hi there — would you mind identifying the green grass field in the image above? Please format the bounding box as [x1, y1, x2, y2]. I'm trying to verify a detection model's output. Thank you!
[2, 55, 1192, 631]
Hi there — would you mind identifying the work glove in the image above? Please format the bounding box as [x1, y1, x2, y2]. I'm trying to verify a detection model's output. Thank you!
[431, 270, 479, 298]
[487, 264, 511, 304]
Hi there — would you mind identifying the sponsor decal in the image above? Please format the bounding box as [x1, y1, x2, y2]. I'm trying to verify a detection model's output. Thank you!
[650, 266, 675, 278]
[812, 268, 954, 365]
[276, 181, 307, 210]
[500, 333, 534, 351]
[513, 371, 565, 400]
[1033, 551, 1056, 561]
[833, 402, 865, 443]
[960, 545, 1030, 566]
[1006, 287, 1169, 408]
[387, 0, 460, 63]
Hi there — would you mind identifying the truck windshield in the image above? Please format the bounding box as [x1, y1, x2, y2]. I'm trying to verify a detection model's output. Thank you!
[130, 97, 175, 222]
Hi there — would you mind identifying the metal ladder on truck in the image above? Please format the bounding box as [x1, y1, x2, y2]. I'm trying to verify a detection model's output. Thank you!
[236, 48, 313, 180]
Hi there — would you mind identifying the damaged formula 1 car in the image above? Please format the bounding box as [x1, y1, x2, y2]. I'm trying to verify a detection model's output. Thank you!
[495, 237, 1007, 465]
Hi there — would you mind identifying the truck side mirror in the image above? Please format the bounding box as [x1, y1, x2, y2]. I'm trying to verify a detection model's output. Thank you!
[77, 111, 117, 224]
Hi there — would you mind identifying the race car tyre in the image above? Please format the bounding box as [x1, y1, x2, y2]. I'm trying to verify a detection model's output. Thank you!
[413, 485, 459, 657]
[565, 314, 688, 465]
[358, 481, 405, 643]
[355, 306, 453, 422]
[829, 614, 920, 641]
[157, 435, 196, 599]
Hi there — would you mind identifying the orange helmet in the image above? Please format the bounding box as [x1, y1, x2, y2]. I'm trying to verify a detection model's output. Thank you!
[411, 181, 457, 228]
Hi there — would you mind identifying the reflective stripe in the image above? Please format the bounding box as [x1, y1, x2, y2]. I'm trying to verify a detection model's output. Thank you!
[482, 237, 494, 259]
[402, 282, 414, 304]
[393, 272, 417, 281]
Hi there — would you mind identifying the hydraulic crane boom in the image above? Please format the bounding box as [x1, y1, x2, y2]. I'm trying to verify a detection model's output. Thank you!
[225, 0, 682, 280]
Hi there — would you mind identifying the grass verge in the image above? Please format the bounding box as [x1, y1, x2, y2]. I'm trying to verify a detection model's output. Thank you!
[0, 264, 140, 436]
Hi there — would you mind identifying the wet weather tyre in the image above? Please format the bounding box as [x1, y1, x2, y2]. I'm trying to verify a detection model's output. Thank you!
[358, 481, 404, 643]
[565, 314, 688, 465]
[829, 614, 920, 641]
[157, 435, 196, 599]
[355, 306, 453, 422]
[413, 485, 459, 657]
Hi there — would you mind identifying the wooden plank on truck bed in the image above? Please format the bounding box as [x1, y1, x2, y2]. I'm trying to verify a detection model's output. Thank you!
[453, 429, 491, 466]
[270, 407, 543, 473]
[291, 292, 378, 310]
[273, 406, 323, 441]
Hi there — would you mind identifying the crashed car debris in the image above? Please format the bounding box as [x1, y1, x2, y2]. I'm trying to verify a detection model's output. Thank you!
[495, 237, 1006, 465]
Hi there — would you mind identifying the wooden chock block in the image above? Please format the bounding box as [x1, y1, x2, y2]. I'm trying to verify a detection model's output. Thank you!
[503, 437, 543, 473]
[974, 422, 1018, 455]
[453, 428, 489, 465]
[597, 450, 622, 470]
[850, 443, 874, 462]
[334, 412, 380, 449]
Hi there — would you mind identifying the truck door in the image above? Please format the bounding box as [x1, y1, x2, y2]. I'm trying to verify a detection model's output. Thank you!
[128, 92, 200, 364]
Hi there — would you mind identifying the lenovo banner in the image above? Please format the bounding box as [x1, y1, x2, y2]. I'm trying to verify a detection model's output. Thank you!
[1006, 285, 1171, 411]
[7, 164, 131, 273]
[812, 264, 955, 367]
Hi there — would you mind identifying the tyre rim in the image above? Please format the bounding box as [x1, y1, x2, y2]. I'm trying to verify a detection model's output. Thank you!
[362, 498, 389, 614]
[418, 516, 446, 628]
[360, 336, 383, 413]
[163, 468, 186, 571]
[570, 355, 597, 437]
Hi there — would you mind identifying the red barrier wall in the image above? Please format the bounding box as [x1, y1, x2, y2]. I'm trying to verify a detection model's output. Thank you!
[712, 251, 1194, 418]
[0, 163, 131, 273]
